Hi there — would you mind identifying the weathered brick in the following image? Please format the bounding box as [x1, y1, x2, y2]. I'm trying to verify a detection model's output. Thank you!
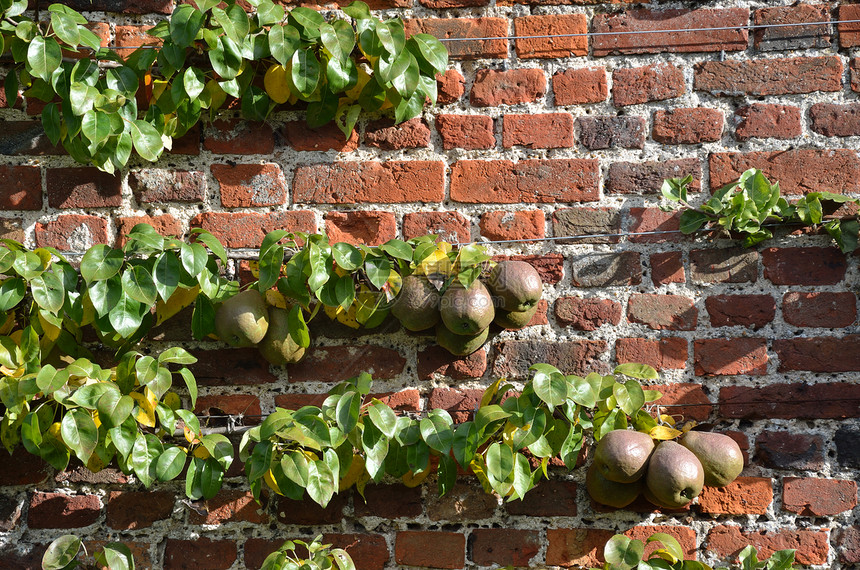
[294, 161, 444, 203]
[0, 165, 41, 210]
[783, 291, 856, 327]
[628, 208, 684, 243]
[650, 252, 685, 285]
[697, 477, 772, 515]
[810, 103, 860, 137]
[839, 5, 860, 48]
[195, 394, 261, 425]
[546, 528, 614, 567]
[705, 295, 775, 329]
[436, 69, 466, 104]
[694, 338, 768, 376]
[58, 0, 173, 14]
[114, 24, 159, 58]
[46, 168, 121, 209]
[130, 170, 205, 204]
[188, 348, 276, 387]
[213, 163, 286, 208]
[616, 338, 687, 372]
[555, 297, 621, 331]
[164, 538, 237, 570]
[647, 382, 710, 421]
[471, 529, 540, 567]
[492, 340, 608, 379]
[613, 63, 685, 107]
[628, 294, 697, 331]
[0, 447, 50, 485]
[322, 534, 389, 570]
[55, 461, 127, 485]
[405, 18, 507, 60]
[325, 211, 396, 246]
[419, 0, 488, 9]
[426, 482, 498, 521]
[734, 104, 802, 141]
[710, 150, 860, 195]
[0, 218, 25, 242]
[106, 491, 173, 530]
[283, 121, 359, 152]
[203, 120, 274, 154]
[577, 116, 646, 149]
[28, 492, 100, 529]
[190, 211, 316, 248]
[514, 14, 587, 59]
[720, 382, 860, 419]
[0, 121, 63, 155]
[190, 490, 267, 524]
[0, 495, 22, 532]
[835, 527, 860, 565]
[607, 159, 701, 195]
[852, 58, 860, 92]
[427, 388, 484, 423]
[571, 252, 641, 287]
[502, 113, 574, 149]
[836, 427, 860, 468]
[506, 480, 577, 517]
[593, 8, 748, 55]
[418, 345, 487, 381]
[402, 211, 471, 243]
[762, 247, 846, 285]
[625, 526, 697, 560]
[493, 253, 564, 284]
[552, 207, 621, 245]
[288, 345, 406, 382]
[169, 124, 201, 155]
[436, 114, 495, 150]
[553, 67, 607, 105]
[695, 56, 842, 96]
[471, 68, 546, 107]
[652, 108, 724, 144]
[754, 5, 830, 51]
[707, 526, 828, 565]
[774, 336, 860, 372]
[479, 210, 545, 241]
[690, 248, 758, 283]
[395, 531, 465, 569]
[364, 118, 430, 150]
[35, 215, 108, 251]
[451, 159, 599, 203]
[756, 431, 825, 470]
[115, 215, 181, 248]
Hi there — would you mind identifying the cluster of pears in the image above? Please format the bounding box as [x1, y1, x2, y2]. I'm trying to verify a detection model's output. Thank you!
[214, 290, 306, 365]
[586, 429, 744, 509]
[391, 261, 544, 356]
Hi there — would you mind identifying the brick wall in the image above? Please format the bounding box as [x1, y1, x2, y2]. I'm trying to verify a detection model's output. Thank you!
[1, 0, 860, 568]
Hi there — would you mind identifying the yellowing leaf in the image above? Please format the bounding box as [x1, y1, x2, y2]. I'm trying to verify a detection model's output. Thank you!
[414, 246, 452, 280]
[130, 391, 156, 428]
[248, 260, 260, 279]
[151, 79, 168, 102]
[264, 64, 292, 104]
[265, 289, 288, 309]
[336, 302, 360, 329]
[163, 392, 181, 411]
[193, 446, 211, 459]
[155, 285, 200, 326]
[264, 468, 283, 496]
[650, 425, 683, 440]
[0, 312, 15, 335]
[401, 468, 430, 488]
[680, 420, 698, 434]
[86, 450, 105, 472]
[338, 454, 365, 491]
[659, 414, 677, 426]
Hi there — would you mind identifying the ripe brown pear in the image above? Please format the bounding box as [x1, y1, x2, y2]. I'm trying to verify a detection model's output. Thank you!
[494, 303, 539, 330]
[436, 323, 489, 356]
[593, 429, 655, 483]
[440, 280, 494, 335]
[645, 440, 704, 509]
[679, 431, 744, 487]
[214, 289, 269, 347]
[586, 463, 643, 508]
[487, 261, 542, 312]
[391, 275, 440, 332]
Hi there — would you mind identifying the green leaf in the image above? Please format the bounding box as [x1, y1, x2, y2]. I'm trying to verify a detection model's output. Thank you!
[679, 210, 710, 234]
[42, 102, 62, 146]
[191, 294, 215, 341]
[121, 265, 158, 305]
[287, 305, 310, 348]
[42, 535, 82, 570]
[614, 363, 659, 380]
[97, 543, 134, 570]
[289, 7, 325, 40]
[306, 458, 336, 507]
[179, 368, 198, 409]
[376, 18, 406, 55]
[647, 533, 685, 564]
[182, 66, 206, 100]
[61, 407, 98, 463]
[533, 369, 568, 408]
[27, 36, 62, 82]
[82, 109, 111, 149]
[36, 364, 68, 393]
[109, 290, 148, 338]
[159, 347, 197, 366]
[335, 390, 361, 434]
[153, 251, 181, 301]
[97, 390, 134, 429]
[380, 239, 412, 261]
[156, 445, 187, 481]
[291, 48, 321, 98]
[213, 4, 250, 44]
[241, 85, 270, 122]
[51, 10, 80, 46]
[89, 275, 122, 317]
[332, 242, 363, 271]
[0, 277, 26, 311]
[80, 244, 124, 283]
[409, 34, 448, 74]
[364, 256, 390, 289]
[765, 550, 796, 570]
[129, 119, 164, 162]
[268, 24, 300, 67]
[605, 535, 645, 570]
[192, 230, 227, 265]
[453, 421, 478, 468]
[131, 432, 163, 488]
[368, 399, 397, 438]
[256, 0, 285, 26]
[70, 382, 113, 409]
[179, 242, 208, 276]
[419, 409, 454, 454]
[109, 415, 137, 460]
[438, 452, 457, 497]
[170, 4, 204, 47]
[343, 0, 372, 19]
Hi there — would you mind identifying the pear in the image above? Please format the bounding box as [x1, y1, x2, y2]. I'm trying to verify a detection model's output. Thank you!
[258, 306, 306, 365]
[645, 440, 704, 508]
[436, 323, 489, 356]
[487, 261, 543, 312]
[593, 429, 655, 483]
[586, 462, 643, 508]
[391, 275, 440, 332]
[440, 280, 494, 336]
[494, 303, 539, 329]
[214, 289, 269, 347]
[680, 431, 744, 487]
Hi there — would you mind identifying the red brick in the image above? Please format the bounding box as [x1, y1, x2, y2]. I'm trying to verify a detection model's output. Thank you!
[188, 348, 277, 386]
[323, 534, 389, 570]
[690, 248, 758, 283]
[553, 207, 621, 245]
[436, 114, 495, 150]
[705, 295, 775, 328]
[190, 490, 267, 524]
[754, 5, 831, 51]
[28, 492, 100, 529]
[114, 24, 160, 58]
[651, 252, 685, 285]
[493, 253, 564, 284]
[711, 150, 860, 195]
[106, 491, 173, 530]
[492, 339, 608, 379]
[616, 338, 687, 372]
[593, 8, 748, 55]
[354, 484, 423, 518]
[204, 120, 274, 154]
[470, 68, 546, 107]
[505, 480, 577, 517]
[625, 526, 696, 560]
[836, 526, 860, 564]
[170, 124, 201, 155]
[546, 528, 614, 567]
[839, 5, 860, 48]
[784, 477, 857, 516]
[365, 118, 430, 150]
[426, 481, 498, 520]
[395, 531, 465, 569]
[428, 387, 484, 423]
[294, 161, 444, 204]
[47, 168, 121, 208]
[553, 67, 607, 105]
[697, 477, 772, 515]
[130, 170, 205, 203]
[325, 211, 396, 246]
[288, 345, 406, 382]
[375, 389, 421, 412]
[283, 121, 359, 151]
[762, 247, 846, 285]
[720, 382, 860, 419]
[196, 394, 261, 425]
[514, 14, 587, 59]
[756, 431, 825, 470]
[502, 113, 574, 149]
[115, 214, 181, 247]
[418, 345, 487, 380]
[852, 58, 860, 92]
[784, 291, 857, 327]
[0, 447, 50, 485]
[35, 215, 108, 251]
[479, 210, 545, 241]
[646, 382, 710, 421]
[707, 526, 828, 565]
[577, 116, 646, 149]
[734, 104, 802, 141]
[555, 297, 621, 331]
[695, 56, 842, 96]
[0, 165, 41, 210]
[451, 159, 598, 203]
[436, 69, 465, 105]
[84, 541, 151, 569]
[274, 393, 327, 410]
[774, 336, 860, 372]
[213, 163, 286, 208]
[652, 108, 724, 144]
[628, 208, 684, 243]
[190, 211, 316, 248]
[405, 18, 507, 60]
[0, 121, 64, 155]
[628, 294, 697, 331]
[694, 338, 768, 376]
[608, 159, 701, 195]
[164, 538, 237, 570]
[613, 63, 685, 107]
[571, 251, 641, 287]
[810, 103, 860, 137]
[471, 529, 540, 567]
[402, 211, 471, 243]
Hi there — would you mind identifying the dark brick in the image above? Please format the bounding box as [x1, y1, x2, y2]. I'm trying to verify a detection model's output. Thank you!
[106, 491, 174, 530]
[276, 493, 348, 525]
[783, 292, 856, 327]
[694, 338, 768, 376]
[164, 538, 237, 570]
[706, 295, 775, 328]
[612, 63, 685, 107]
[426, 482, 498, 521]
[690, 248, 758, 283]
[492, 340, 608, 379]
[836, 427, 860, 468]
[418, 345, 487, 380]
[204, 120, 274, 154]
[28, 492, 100, 529]
[505, 480, 577, 517]
[810, 103, 860, 137]
[470, 529, 540, 567]
[577, 116, 646, 150]
[753, 5, 830, 51]
[189, 348, 276, 386]
[46, 168, 121, 208]
[0, 447, 51, 485]
[283, 121, 359, 152]
[695, 56, 842, 96]
[774, 336, 860, 372]
[130, 170, 205, 203]
[555, 297, 622, 331]
[288, 345, 406, 382]
[720, 383, 860, 419]
[651, 252, 685, 285]
[570, 252, 641, 287]
[762, 247, 846, 285]
[0, 121, 63, 155]
[553, 207, 622, 245]
[835, 526, 860, 564]
[0, 165, 41, 210]
[354, 484, 423, 519]
[755, 431, 825, 470]
[607, 159, 701, 195]
[647, 383, 710, 421]
[395, 531, 465, 569]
